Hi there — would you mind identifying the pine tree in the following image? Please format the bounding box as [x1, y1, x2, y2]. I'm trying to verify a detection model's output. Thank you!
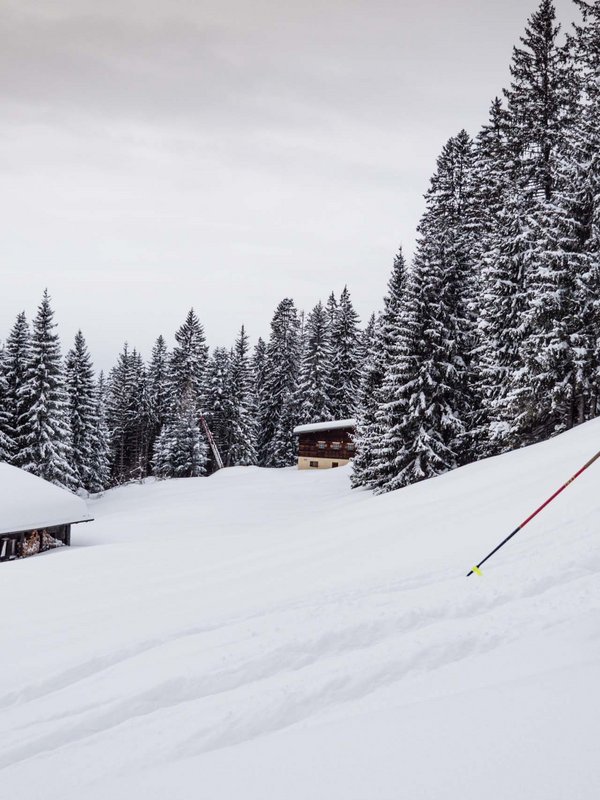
[352, 249, 407, 489]
[204, 347, 231, 468]
[325, 291, 338, 331]
[147, 335, 170, 459]
[472, 98, 516, 455]
[296, 301, 334, 424]
[168, 405, 209, 477]
[558, 0, 600, 423]
[329, 286, 361, 419]
[372, 134, 478, 492]
[492, 0, 575, 447]
[106, 345, 152, 483]
[226, 326, 258, 466]
[169, 308, 208, 412]
[258, 298, 301, 467]
[88, 371, 111, 492]
[19, 291, 75, 488]
[64, 330, 99, 491]
[356, 312, 377, 375]
[1, 312, 31, 463]
[0, 344, 14, 461]
[152, 310, 209, 479]
[252, 337, 268, 453]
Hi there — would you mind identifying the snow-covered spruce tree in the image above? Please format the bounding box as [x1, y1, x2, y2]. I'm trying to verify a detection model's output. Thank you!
[161, 399, 208, 478]
[258, 298, 302, 467]
[356, 312, 377, 375]
[0, 344, 14, 461]
[88, 371, 111, 492]
[18, 291, 75, 488]
[64, 330, 101, 492]
[251, 336, 268, 450]
[555, 0, 600, 423]
[352, 248, 407, 489]
[296, 301, 334, 425]
[106, 344, 131, 482]
[226, 326, 258, 466]
[168, 308, 208, 407]
[492, 0, 575, 448]
[106, 345, 152, 483]
[472, 98, 520, 456]
[372, 133, 478, 493]
[329, 286, 361, 420]
[325, 291, 338, 332]
[1, 312, 31, 464]
[152, 309, 209, 478]
[203, 347, 231, 467]
[147, 335, 170, 460]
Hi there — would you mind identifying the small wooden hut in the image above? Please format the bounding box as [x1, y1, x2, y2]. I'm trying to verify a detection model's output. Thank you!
[293, 419, 356, 469]
[0, 463, 93, 563]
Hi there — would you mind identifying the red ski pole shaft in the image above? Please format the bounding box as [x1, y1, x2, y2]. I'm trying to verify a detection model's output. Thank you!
[467, 447, 600, 577]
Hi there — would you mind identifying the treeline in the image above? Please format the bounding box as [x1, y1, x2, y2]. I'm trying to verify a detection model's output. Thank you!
[352, 0, 600, 492]
[0, 288, 366, 491]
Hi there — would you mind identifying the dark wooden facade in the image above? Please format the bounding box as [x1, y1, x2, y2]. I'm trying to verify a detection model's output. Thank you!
[297, 425, 355, 467]
[0, 524, 72, 563]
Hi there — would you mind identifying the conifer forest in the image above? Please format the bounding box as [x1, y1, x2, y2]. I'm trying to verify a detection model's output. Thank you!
[1, 0, 599, 495]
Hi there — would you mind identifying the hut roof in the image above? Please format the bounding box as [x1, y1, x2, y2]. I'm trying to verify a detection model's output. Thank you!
[0, 463, 93, 536]
[293, 419, 356, 436]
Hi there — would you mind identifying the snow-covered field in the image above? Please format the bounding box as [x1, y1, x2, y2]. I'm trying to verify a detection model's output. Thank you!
[2, 421, 600, 799]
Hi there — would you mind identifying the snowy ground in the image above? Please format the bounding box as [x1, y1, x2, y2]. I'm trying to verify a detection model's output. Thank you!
[2, 421, 600, 799]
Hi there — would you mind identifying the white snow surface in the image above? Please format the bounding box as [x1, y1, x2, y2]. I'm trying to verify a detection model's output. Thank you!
[0, 462, 92, 535]
[293, 417, 356, 435]
[1, 421, 600, 799]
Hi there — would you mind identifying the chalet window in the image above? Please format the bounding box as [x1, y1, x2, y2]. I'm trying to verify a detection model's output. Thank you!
[332, 462, 339, 468]
[347, 443, 355, 451]
[309, 461, 319, 468]
[317, 441, 326, 449]
[330, 441, 341, 450]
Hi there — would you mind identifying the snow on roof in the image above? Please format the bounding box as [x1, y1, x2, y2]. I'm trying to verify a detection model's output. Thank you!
[293, 418, 356, 436]
[0, 463, 93, 536]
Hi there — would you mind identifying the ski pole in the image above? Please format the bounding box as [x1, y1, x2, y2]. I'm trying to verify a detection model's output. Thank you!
[467, 446, 600, 577]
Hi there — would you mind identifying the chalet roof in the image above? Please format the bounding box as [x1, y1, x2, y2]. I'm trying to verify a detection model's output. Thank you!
[0, 463, 93, 536]
[293, 418, 356, 436]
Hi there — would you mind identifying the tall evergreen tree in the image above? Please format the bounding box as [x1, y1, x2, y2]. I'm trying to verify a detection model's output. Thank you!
[226, 325, 258, 466]
[152, 310, 209, 479]
[107, 345, 152, 482]
[352, 249, 407, 489]
[18, 291, 74, 488]
[1, 312, 31, 464]
[147, 335, 170, 458]
[258, 298, 301, 467]
[88, 371, 111, 492]
[296, 301, 334, 424]
[372, 133, 478, 492]
[492, 0, 576, 447]
[169, 308, 208, 411]
[329, 286, 361, 419]
[64, 330, 99, 491]
[556, 0, 600, 423]
[204, 347, 231, 468]
[0, 344, 14, 461]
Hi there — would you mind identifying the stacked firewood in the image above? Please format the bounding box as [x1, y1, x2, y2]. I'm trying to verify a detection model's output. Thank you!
[21, 530, 63, 558]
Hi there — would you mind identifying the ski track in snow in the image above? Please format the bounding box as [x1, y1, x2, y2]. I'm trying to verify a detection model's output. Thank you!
[1, 423, 600, 798]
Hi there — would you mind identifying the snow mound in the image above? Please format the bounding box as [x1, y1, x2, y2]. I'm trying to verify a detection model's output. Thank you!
[1, 421, 600, 799]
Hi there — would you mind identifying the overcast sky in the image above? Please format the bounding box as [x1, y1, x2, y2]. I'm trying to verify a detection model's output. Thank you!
[0, 0, 576, 370]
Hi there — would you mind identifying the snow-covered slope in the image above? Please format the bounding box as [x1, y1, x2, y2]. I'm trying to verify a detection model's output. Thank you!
[1, 420, 600, 799]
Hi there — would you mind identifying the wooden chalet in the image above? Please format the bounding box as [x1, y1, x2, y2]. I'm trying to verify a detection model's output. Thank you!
[293, 419, 356, 469]
[0, 463, 93, 563]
